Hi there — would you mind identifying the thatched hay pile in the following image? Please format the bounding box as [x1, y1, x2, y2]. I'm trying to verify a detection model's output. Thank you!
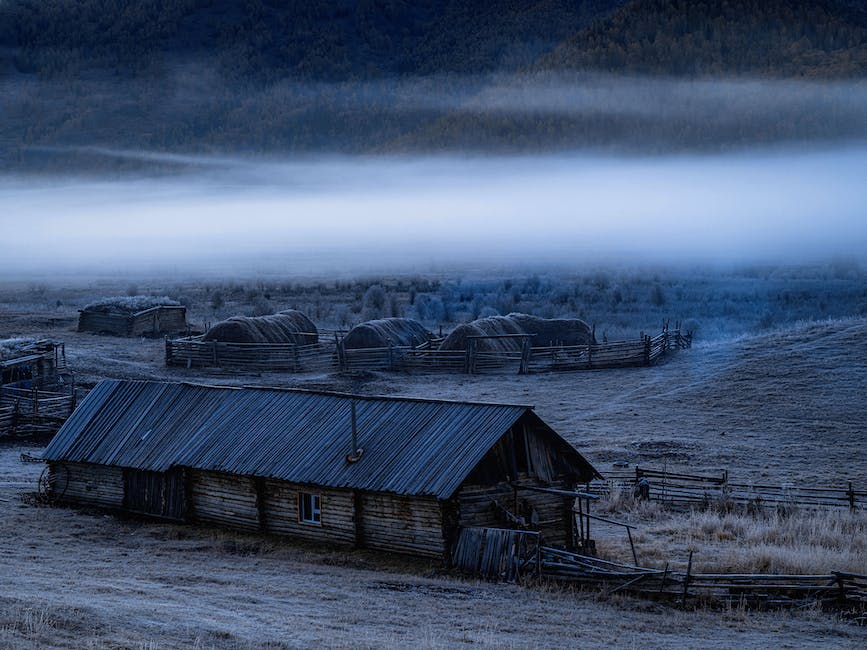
[82, 296, 180, 314]
[202, 310, 318, 345]
[439, 313, 595, 353]
[342, 318, 432, 349]
[0, 337, 38, 361]
[506, 313, 595, 347]
[438, 316, 527, 353]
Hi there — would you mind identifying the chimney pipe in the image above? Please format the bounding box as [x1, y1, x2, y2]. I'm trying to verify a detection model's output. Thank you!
[347, 399, 363, 463]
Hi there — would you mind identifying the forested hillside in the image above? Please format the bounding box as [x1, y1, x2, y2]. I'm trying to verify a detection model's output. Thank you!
[0, 0, 626, 79]
[541, 0, 867, 77]
[1, 0, 866, 164]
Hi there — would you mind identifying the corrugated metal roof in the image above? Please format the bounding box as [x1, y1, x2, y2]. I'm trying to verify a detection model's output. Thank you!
[43, 380, 564, 498]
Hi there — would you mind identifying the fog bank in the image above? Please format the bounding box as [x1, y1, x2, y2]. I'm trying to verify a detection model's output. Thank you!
[2, 146, 866, 277]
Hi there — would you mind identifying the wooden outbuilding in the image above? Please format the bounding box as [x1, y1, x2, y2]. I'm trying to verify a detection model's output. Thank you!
[1, 339, 65, 387]
[78, 297, 186, 337]
[42, 380, 600, 560]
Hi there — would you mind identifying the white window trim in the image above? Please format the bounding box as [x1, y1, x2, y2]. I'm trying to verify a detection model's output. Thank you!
[298, 491, 322, 525]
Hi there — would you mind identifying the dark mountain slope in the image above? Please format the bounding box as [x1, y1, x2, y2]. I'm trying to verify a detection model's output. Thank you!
[541, 0, 867, 77]
[0, 0, 626, 80]
[1, 0, 867, 164]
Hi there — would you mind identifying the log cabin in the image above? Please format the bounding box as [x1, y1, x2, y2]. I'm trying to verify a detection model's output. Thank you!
[78, 300, 186, 337]
[42, 380, 601, 560]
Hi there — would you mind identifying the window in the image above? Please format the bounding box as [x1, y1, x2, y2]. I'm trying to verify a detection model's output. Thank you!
[298, 492, 322, 525]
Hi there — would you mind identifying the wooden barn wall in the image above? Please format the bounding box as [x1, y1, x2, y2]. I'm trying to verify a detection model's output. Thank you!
[130, 309, 186, 337]
[188, 470, 260, 531]
[261, 479, 355, 545]
[454, 477, 574, 548]
[78, 312, 130, 336]
[49, 461, 124, 508]
[358, 492, 445, 559]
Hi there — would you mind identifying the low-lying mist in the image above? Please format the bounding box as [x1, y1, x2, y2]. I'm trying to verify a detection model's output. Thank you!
[2, 145, 866, 278]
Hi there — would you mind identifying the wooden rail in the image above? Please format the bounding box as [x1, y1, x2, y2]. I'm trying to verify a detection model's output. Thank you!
[166, 328, 691, 375]
[0, 385, 76, 437]
[587, 466, 867, 511]
[452, 526, 866, 610]
[539, 546, 866, 609]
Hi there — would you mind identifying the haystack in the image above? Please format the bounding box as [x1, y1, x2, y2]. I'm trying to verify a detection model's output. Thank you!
[439, 313, 595, 352]
[438, 316, 527, 353]
[202, 310, 318, 345]
[506, 313, 595, 347]
[342, 318, 432, 349]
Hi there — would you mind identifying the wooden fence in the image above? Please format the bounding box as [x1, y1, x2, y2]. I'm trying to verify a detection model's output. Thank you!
[587, 466, 867, 511]
[166, 327, 691, 375]
[452, 527, 541, 581]
[0, 385, 76, 437]
[540, 547, 867, 610]
[451, 525, 866, 610]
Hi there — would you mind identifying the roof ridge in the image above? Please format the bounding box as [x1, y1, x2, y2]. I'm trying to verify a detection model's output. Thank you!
[97, 379, 535, 410]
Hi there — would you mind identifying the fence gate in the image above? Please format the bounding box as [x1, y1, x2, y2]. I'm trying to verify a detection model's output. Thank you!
[452, 527, 541, 581]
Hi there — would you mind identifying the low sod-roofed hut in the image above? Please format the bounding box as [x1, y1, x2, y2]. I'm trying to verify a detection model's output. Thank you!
[202, 310, 317, 345]
[42, 380, 600, 559]
[342, 318, 432, 349]
[78, 296, 186, 337]
[440, 313, 595, 353]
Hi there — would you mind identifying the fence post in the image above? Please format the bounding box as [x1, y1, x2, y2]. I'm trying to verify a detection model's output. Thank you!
[681, 550, 693, 606]
[643, 335, 651, 365]
[519, 337, 531, 375]
[165, 336, 172, 366]
[465, 339, 476, 375]
[848, 481, 856, 510]
[334, 333, 344, 371]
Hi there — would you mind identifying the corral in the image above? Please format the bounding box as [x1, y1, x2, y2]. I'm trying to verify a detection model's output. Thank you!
[0, 338, 75, 437]
[42, 380, 600, 559]
[167, 317, 690, 374]
[78, 296, 186, 337]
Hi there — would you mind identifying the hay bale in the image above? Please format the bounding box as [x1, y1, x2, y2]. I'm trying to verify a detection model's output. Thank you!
[506, 313, 595, 347]
[439, 313, 595, 352]
[202, 310, 318, 345]
[0, 338, 38, 361]
[342, 318, 432, 349]
[438, 316, 526, 353]
[82, 295, 180, 314]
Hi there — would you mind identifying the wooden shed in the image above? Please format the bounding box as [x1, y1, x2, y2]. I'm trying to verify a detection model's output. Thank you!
[1, 339, 65, 387]
[78, 297, 186, 337]
[42, 380, 600, 560]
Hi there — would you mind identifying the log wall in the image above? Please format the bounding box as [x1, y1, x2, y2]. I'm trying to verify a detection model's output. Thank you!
[79, 307, 186, 337]
[130, 308, 187, 337]
[49, 461, 124, 508]
[188, 470, 260, 530]
[358, 492, 445, 559]
[261, 479, 356, 545]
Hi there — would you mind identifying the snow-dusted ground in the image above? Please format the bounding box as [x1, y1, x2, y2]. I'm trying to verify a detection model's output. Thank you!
[1, 304, 865, 648]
